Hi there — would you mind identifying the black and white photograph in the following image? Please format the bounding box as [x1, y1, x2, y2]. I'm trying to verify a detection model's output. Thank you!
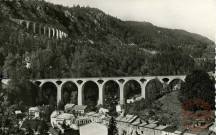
[0, 0, 215, 135]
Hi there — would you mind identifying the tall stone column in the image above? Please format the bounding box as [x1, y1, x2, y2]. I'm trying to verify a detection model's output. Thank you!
[98, 83, 104, 105]
[119, 83, 125, 105]
[44, 27, 46, 35]
[26, 22, 30, 29]
[57, 85, 62, 104]
[33, 23, 36, 33]
[141, 81, 149, 99]
[48, 27, 51, 38]
[56, 29, 59, 39]
[59, 31, 62, 39]
[52, 28, 55, 37]
[78, 85, 83, 105]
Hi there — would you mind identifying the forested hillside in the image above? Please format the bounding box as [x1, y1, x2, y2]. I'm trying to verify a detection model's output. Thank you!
[0, 0, 214, 79]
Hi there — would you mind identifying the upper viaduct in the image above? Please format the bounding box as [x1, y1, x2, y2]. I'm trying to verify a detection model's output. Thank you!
[10, 18, 68, 39]
[2, 75, 186, 105]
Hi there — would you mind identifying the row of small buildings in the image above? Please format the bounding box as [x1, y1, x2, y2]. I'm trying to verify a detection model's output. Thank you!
[116, 113, 216, 135]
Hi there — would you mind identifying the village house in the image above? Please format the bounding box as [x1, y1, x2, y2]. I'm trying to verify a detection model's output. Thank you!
[154, 125, 168, 135]
[71, 105, 88, 114]
[99, 107, 109, 114]
[161, 126, 178, 135]
[15, 110, 22, 115]
[64, 103, 75, 113]
[116, 104, 123, 114]
[50, 110, 64, 127]
[173, 126, 187, 135]
[28, 107, 40, 119]
[55, 113, 75, 126]
[74, 116, 92, 127]
[209, 123, 216, 133]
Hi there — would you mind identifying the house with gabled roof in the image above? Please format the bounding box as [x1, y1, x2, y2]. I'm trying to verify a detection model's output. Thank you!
[64, 103, 75, 113]
[71, 105, 88, 114]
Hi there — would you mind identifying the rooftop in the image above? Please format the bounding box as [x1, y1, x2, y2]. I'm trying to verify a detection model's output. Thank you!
[65, 103, 75, 108]
[120, 115, 137, 123]
[144, 123, 158, 129]
[86, 112, 97, 116]
[29, 107, 39, 111]
[56, 113, 74, 120]
[137, 122, 148, 127]
[163, 126, 178, 133]
[154, 125, 168, 130]
[72, 105, 88, 110]
[51, 110, 64, 118]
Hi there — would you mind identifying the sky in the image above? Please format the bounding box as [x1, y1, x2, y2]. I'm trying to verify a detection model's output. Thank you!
[46, 0, 216, 41]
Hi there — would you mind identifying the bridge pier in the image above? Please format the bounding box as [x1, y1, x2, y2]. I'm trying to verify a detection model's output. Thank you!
[119, 84, 125, 105]
[48, 27, 51, 38]
[26, 21, 30, 29]
[33, 23, 36, 33]
[44, 26, 46, 35]
[57, 85, 62, 103]
[98, 84, 104, 105]
[52, 28, 55, 37]
[56, 29, 59, 39]
[78, 85, 84, 105]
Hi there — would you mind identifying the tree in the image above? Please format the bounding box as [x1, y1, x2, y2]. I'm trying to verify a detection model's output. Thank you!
[57, 100, 65, 110]
[26, 124, 34, 135]
[38, 120, 48, 134]
[70, 91, 77, 104]
[108, 117, 118, 135]
[178, 70, 215, 110]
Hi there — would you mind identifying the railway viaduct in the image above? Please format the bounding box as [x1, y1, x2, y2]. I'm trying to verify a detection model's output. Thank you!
[2, 75, 186, 105]
[10, 18, 68, 39]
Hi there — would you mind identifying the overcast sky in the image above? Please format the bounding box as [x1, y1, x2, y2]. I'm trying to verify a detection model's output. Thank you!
[46, 0, 215, 41]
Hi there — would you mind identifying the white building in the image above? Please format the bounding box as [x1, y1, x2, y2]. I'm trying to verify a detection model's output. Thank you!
[99, 108, 109, 114]
[64, 103, 75, 113]
[28, 107, 40, 118]
[50, 110, 64, 127]
[15, 110, 22, 115]
[71, 105, 88, 114]
[55, 113, 75, 126]
[80, 122, 108, 135]
[116, 104, 122, 114]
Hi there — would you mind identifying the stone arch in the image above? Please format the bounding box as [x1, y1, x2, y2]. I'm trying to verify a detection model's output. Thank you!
[39, 24, 44, 36]
[168, 78, 184, 92]
[41, 81, 58, 105]
[21, 21, 27, 29]
[28, 22, 35, 33]
[145, 79, 163, 101]
[102, 80, 120, 107]
[35, 23, 40, 35]
[123, 79, 142, 104]
[82, 81, 99, 107]
[61, 81, 78, 105]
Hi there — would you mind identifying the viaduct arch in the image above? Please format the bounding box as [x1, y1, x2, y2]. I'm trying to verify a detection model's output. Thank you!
[2, 75, 186, 106]
[10, 18, 68, 39]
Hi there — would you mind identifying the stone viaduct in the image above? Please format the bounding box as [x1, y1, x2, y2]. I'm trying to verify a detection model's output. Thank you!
[2, 75, 186, 105]
[10, 18, 68, 39]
